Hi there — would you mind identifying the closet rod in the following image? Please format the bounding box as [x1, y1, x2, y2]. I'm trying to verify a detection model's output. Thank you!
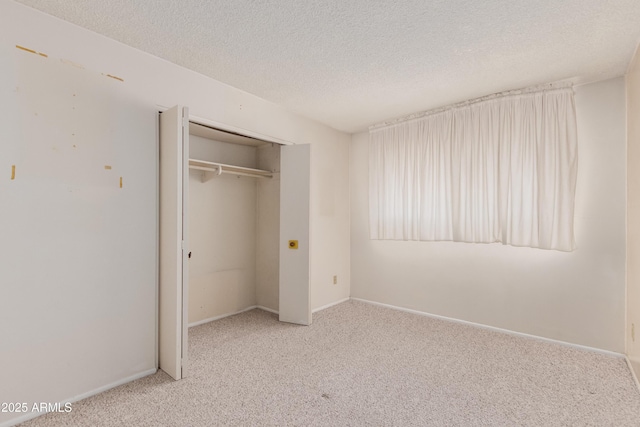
[190, 165, 272, 179]
[188, 159, 273, 182]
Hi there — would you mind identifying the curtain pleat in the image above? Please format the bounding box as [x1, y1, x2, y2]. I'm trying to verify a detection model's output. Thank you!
[369, 89, 578, 251]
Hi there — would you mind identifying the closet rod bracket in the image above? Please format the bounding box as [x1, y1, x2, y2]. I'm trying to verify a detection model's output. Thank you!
[200, 166, 222, 183]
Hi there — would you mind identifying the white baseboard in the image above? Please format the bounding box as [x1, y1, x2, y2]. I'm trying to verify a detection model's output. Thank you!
[256, 305, 279, 315]
[0, 368, 157, 427]
[188, 298, 351, 326]
[351, 297, 624, 358]
[188, 306, 259, 327]
[188, 298, 350, 326]
[258, 298, 351, 316]
[312, 297, 350, 313]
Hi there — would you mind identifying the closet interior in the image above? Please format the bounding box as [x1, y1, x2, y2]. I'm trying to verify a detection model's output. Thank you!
[187, 122, 281, 326]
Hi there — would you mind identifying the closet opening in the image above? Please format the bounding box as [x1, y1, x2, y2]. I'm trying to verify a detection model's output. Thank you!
[187, 121, 281, 327]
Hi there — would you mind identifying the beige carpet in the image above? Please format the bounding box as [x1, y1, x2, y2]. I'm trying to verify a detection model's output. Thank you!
[21, 300, 640, 426]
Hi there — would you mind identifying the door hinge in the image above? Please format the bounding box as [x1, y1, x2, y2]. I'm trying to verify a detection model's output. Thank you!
[181, 240, 185, 250]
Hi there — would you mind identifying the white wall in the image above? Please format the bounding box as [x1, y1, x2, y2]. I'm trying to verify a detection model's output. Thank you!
[0, 32, 157, 427]
[350, 77, 627, 352]
[0, 1, 350, 425]
[311, 134, 351, 309]
[627, 46, 640, 376]
[188, 135, 258, 324]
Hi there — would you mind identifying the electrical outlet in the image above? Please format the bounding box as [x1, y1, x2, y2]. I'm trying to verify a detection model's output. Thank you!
[333, 275, 337, 285]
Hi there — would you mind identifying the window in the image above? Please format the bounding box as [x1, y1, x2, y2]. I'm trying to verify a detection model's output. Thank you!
[369, 88, 578, 251]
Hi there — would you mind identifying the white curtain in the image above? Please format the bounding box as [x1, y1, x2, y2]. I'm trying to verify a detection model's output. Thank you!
[369, 88, 578, 251]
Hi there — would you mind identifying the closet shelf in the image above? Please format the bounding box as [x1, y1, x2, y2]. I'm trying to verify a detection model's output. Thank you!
[189, 159, 273, 182]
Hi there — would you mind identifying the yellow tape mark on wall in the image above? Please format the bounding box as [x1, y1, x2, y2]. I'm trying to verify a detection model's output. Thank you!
[11, 165, 16, 180]
[106, 74, 124, 82]
[104, 165, 112, 170]
[16, 45, 48, 57]
[15, 45, 37, 54]
[119, 177, 123, 188]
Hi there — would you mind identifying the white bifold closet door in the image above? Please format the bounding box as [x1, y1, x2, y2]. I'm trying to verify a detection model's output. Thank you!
[279, 144, 312, 325]
[159, 105, 189, 380]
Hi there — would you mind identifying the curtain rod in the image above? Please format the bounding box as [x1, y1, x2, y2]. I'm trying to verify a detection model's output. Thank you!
[369, 81, 574, 132]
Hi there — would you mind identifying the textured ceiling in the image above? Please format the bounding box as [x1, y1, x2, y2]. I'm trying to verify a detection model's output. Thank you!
[15, 0, 640, 133]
